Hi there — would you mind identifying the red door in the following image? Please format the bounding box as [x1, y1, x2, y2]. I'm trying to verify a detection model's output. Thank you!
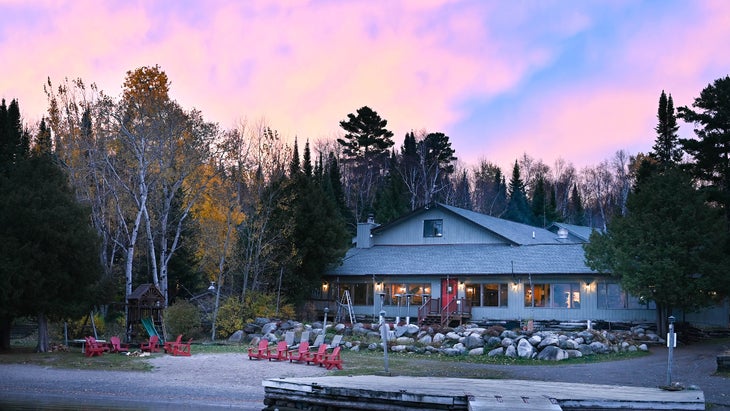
[441, 278, 458, 309]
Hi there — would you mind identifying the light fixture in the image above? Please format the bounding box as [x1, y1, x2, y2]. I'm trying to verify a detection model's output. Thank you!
[208, 281, 216, 291]
[322, 281, 329, 292]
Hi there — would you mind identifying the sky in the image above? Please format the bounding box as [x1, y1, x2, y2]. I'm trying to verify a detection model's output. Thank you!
[1, 0, 729, 173]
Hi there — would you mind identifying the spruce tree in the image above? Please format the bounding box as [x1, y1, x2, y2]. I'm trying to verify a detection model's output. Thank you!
[504, 161, 536, 225]
[652, 90, 682, 167]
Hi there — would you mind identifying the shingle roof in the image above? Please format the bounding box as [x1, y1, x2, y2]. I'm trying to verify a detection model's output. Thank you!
[438, 203, 579, 245]
[328, 243, 594, 276]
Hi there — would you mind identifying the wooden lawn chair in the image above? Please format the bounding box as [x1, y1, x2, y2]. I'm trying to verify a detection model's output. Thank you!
[311, 334, 324, 348]
[284, 331, 295, 348]
[299, 331, 310, 346]
[330, 334, 343, 347]
[266, 341, 289, 361]
[109, 336, 129, 353]
[288, 341, 310, 363]
[84, 336, 106, 357]
[140, 335, 160, 353]
[171, 338, 192, 356]
[309, 343, 328, 366]
[322, 346, 343, 370]
[164, 334, 183, 353]
[248, 339, 269, 360]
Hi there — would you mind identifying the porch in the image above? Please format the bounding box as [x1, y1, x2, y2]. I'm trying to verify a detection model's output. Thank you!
[418, 297, 471, 327]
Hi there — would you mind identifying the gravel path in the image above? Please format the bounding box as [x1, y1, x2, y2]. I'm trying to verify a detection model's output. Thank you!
[1, 340, 728, 410]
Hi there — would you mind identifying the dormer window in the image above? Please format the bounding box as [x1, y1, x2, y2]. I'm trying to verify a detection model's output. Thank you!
[423, 219, 443, 237]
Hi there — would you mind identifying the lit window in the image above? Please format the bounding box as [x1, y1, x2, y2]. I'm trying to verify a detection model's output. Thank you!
[525, 283, 580, 308]
[423, 219, 443, 237]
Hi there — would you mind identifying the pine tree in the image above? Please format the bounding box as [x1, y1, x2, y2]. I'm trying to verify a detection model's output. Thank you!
[678, 76, 730, 229]
[302, 140, 313, 178]
[504, 161, 536, 225]
[652, 90, 682, 167]
[289, 137, 301, 177]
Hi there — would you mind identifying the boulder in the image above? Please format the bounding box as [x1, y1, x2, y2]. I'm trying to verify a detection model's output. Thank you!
[394, 325, 409, 338]
[418, 335, 433, 344]
[537, 345, 568, 361]
[391, 345, 407, 352]
[566, 349, 583, 358]
[517, 338, 534, 358]
[335, 323, 346, 333]
[468, 347, 484, 356]
[577, 344, 593, 356]
[228, 330, 244, 343]
[501, 337, 514, 348]
[404, 324, 420, 336]
[446, 332, 461, 341]
[442, 348, 461, 356]
[639, 344, 649, 351]
[396, 336, 414, 345]
[538, 335, 559, 349]
[528, 335, 542, 346]
[501, 330, 519, 339]
[432, 333, 446, 344]
[488, 347, 504, 357]
[589, 341, 608, 354]
[505, 344, 517, 358]
[464, 334, 484, 349]
[484, 336, 502, 348]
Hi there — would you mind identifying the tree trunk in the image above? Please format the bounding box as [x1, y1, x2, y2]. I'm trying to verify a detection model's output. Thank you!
[0, 316, 12, 351]
[36, 313, 49, 353]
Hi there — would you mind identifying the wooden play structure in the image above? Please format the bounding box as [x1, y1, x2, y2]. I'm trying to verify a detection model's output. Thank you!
[126, 284, 165, 342]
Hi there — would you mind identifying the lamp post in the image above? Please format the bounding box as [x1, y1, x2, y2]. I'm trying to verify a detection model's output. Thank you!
[394, 293, 402, 325]
[209, 281, 220, 341]
[667, 315, 676, 386]
[405, 293, 412, 325]
[323, 307, 329, 331]
[380, 310, 389, 374]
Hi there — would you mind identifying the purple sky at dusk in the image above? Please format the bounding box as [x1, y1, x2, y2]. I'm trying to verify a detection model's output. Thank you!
[1, 0, 729, 173]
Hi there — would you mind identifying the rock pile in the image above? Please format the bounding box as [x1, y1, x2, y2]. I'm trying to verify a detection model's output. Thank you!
[235, 319, 658, 361]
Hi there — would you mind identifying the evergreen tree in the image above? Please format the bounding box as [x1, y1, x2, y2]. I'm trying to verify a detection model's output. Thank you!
[0, 105, 101, 351]
[652, 90, 682, 167]
[337, 106, 394, 221]
[568, 184, 586, 225]
[678, 76, 730, 229]
[302, 140, 313, 178]
[503, 161, 536, 225]
[373, 151, 410, 224]
[584, 168, 729, 334]
[452, 170, 472, 210]
[289, 137, 300, 177]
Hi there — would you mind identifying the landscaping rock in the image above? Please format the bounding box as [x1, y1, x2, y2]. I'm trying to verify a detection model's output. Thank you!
[468, 347, 484, 356]
[537, 345, 568, 361]
[228, 330, 244, 343]
[488, 347, 504, 357]
[505, 344, 517, 358]
[464, 334, 484, 349]
[517, 338, 534, 358]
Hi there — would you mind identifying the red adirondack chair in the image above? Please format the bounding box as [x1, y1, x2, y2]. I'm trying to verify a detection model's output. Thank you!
[266, 341, 289, 361]
[140, 335, 160, 353]
[109, 336, 129, 353]
[164, 335, 182, 353]
[248, 339, 269, 360]
[288, 341, 310, 363]
[171, 338, 192, 356]
[84, 336, 107, 357]
[306, 344, 328, 365]
[322, 346, 343, 370]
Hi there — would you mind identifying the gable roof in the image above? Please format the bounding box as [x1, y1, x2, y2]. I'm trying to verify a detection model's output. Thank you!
[373, 203, 580, 246]
[548, 222, 602, 243]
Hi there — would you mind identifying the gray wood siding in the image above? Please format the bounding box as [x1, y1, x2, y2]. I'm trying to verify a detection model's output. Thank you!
[374, 209, 506, 245]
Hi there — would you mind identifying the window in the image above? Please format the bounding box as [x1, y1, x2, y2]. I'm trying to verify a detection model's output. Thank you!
[597, 282, 656, 309]
[525, 283, 580, 308]
[423, 219, 443, 237]
[339, 283, 373, 305]
[483, 283, 508, 307]
[383, 283, 430, 305]
[466, 284, 480, 306]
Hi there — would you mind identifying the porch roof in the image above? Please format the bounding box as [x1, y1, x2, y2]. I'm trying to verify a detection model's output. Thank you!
[327, 243, 595, 276]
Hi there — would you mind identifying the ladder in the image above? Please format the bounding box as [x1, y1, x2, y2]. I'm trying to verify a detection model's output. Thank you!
[335, 290, 355, 325]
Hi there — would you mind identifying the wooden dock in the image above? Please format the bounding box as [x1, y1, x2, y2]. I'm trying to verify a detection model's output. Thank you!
[263, 376, 705, 410]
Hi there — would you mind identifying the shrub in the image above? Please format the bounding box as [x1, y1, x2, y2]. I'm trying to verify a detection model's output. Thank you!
[165, 300, 202, 339]
[214, 292, 296, 339]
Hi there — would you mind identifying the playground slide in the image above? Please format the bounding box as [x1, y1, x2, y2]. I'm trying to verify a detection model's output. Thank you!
[141, 317, 162, 341]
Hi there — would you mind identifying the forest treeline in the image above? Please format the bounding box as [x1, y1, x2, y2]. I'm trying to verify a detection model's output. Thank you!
[2, 66, 730, 348]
